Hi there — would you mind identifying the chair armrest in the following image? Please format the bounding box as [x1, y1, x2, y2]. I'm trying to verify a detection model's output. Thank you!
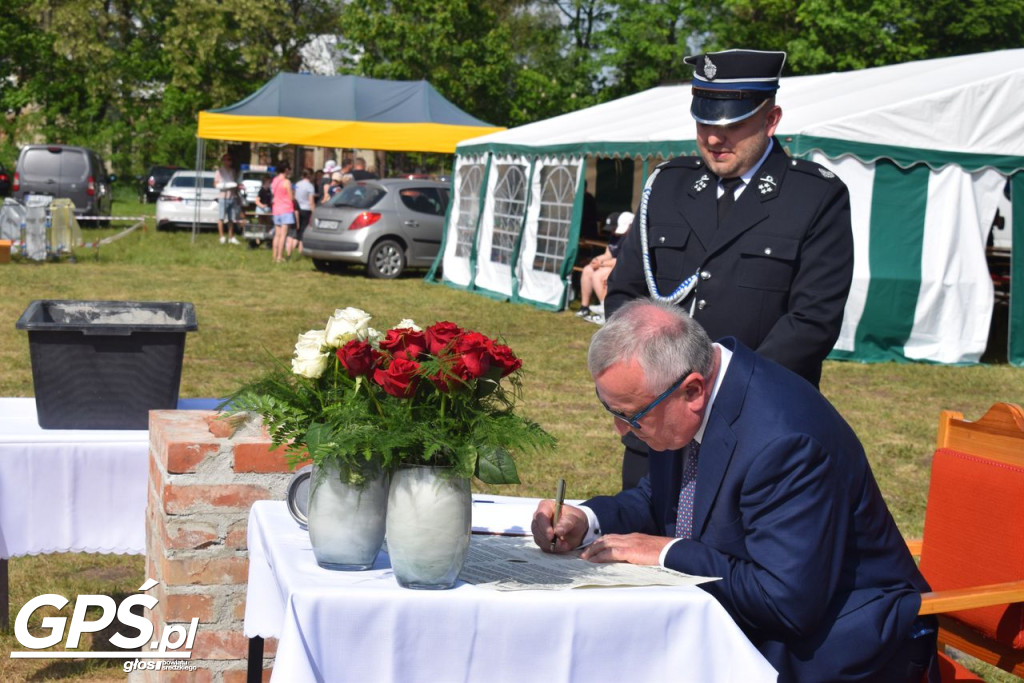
[918, 580, 1024, 615]
[905, 538, 923, 557]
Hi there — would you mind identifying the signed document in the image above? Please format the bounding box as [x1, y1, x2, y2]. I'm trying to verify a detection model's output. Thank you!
[459, 535, 719, 591]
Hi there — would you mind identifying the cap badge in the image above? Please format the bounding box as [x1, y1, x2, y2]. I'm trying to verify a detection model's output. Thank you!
[757, 175, 777, 195]
[693, 173, 710, 192]
[704, 56, 718, 80]
[818, 168, 836, 179]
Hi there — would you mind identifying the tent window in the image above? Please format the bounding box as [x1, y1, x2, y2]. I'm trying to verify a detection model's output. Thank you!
[491, 164, 528, 265]
[533, 164, 578, 274]
[455, 164, 484, 258]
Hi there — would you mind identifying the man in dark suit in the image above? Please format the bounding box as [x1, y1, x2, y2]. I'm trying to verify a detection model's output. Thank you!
[606, 49, 854, 488]
[533, 300, 936, 682]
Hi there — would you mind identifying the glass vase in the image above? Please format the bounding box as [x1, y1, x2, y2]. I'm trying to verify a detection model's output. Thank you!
[386, 465, 471, 589]
[307, 460, 388, 570]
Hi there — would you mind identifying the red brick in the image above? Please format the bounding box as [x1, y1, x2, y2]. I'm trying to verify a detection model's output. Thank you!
[149, 453, 165, 503]
[161, 555, 249, 586]
[205, 413, 236, 438]
[141, 668, 212, 683]
[166, 441, 219, 474]
[223, 666, 272, 683]
[162, 484, 271, 514]
[151, 412, 220, 467]
[188, 629, 251, 660]
[223, 667, 272, 683]
[233, 441, 295, 473]
[231, 597, 247, 621]
[225, 521, 248, 551]
[163, 519, 221, 550]
[164, 593, 214, 622]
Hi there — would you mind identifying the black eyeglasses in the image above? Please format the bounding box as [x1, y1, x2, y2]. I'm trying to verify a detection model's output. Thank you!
[596, 372, 690, 430]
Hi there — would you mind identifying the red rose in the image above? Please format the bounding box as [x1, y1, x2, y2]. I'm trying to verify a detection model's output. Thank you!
[336, 340, 382, 378]
[425, 321, 463, 355]
[378, 328, 428, 360]
[487, 341, 522, 377]
[373, 357, 421, 397]
[454, 332, 492, 378]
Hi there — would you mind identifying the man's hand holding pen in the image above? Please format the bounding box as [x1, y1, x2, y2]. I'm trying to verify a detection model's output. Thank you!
[532, 499, 588, 553]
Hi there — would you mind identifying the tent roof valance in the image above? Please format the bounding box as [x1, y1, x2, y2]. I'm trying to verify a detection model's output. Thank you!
[457, 49, 1024, 174]
[197, 73, 504, 154]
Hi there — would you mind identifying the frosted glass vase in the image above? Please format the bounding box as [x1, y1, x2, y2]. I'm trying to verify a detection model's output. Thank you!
[307, 461, 388, 570]
[386, 466, 471, 589]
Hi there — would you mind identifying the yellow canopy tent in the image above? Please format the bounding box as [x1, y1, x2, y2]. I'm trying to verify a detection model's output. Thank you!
[191, 73, 503, 240]
[196, 73, 503, 154]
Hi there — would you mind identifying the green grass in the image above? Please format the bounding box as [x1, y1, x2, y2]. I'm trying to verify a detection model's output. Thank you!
[0, 197, 1021, 680]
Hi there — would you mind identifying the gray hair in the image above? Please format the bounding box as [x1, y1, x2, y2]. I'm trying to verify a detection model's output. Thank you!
[587, 299, 714, 394]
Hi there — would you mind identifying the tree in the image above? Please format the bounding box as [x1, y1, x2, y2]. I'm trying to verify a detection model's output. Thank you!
[336, 0, 520, 127]
[703, 0, 1023, 75]
[598, 0, 708, 99]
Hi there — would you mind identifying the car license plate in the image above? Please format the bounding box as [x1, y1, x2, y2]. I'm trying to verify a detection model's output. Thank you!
[317, 219, 339, 230]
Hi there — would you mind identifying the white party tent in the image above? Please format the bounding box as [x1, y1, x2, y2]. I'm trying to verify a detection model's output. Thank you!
[429, 49, 1024, 366]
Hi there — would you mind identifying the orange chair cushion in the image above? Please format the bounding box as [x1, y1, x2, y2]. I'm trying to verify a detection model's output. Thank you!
[919, 448, 1024, 649]
[935, 651, 984, 681]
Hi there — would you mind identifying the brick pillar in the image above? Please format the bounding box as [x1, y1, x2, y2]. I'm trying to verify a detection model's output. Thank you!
[132, 410, 295, 682]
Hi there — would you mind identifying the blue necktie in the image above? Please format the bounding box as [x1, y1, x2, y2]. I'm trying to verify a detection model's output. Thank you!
[674, 440, 700, 538]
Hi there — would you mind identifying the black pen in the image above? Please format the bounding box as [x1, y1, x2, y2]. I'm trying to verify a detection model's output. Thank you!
[550, 478, 566, 551]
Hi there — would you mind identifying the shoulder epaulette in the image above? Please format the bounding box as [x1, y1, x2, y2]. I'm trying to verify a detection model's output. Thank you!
[661, 155, 705, 171]
[786, 157, 840, 182]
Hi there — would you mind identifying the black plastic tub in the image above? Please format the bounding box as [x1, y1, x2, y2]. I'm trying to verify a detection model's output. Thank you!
[15, 300, 198, 429]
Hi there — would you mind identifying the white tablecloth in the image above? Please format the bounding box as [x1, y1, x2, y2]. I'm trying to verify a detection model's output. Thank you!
[0, 396, 217, 558]
[245, 500, 778, 683]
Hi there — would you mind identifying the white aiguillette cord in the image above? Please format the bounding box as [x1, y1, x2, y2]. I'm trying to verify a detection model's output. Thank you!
[639, 167, 701, 314]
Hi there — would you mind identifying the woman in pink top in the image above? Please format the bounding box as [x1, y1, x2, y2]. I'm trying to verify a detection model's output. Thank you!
[271, 162, 296, 263]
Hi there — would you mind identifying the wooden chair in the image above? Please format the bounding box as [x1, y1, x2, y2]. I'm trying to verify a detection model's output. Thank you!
[911, 402, 1024, 679]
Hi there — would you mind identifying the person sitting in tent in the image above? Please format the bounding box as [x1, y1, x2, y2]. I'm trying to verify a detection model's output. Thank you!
[577, 211, 633, 325]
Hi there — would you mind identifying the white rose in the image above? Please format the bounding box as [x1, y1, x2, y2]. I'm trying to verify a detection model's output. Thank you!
[395, 318, 421, 331]
[292, 330, 330, 378]
[363, 326, 383, 344]
[324, 307, 372, 346]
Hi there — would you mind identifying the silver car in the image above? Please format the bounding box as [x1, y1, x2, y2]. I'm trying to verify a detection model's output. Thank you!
[155, 171, 219, 230]
[302, 178, 450, 278]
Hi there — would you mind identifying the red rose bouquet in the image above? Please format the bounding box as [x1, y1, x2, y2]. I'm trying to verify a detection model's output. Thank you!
[228, 307, 554, 485]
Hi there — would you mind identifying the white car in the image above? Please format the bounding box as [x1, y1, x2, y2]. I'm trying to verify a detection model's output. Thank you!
[155, 171, 220, 230]
[240, 166, 276, 208]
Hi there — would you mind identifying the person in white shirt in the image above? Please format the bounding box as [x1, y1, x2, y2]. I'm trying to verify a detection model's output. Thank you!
[214, 154, 241, 245]
[292, 168, 316, 257]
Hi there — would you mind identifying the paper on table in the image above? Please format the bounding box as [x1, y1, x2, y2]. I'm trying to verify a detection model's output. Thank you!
[459, 535, 719, 591]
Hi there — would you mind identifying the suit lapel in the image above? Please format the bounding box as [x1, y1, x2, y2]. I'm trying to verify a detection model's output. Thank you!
[685, 168, 718, 251]
[692, 339, 754, 538]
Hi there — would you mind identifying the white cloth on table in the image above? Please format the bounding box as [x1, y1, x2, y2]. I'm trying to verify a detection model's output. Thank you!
[245, 500, 777, 683]
[0, 397, 217, 558]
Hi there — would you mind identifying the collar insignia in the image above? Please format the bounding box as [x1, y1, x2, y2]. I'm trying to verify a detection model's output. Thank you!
[818, 167, 836, 179]
[757, 175, 777, 195]
[693, 173, 710, 192]
[704, 56, 718, 80]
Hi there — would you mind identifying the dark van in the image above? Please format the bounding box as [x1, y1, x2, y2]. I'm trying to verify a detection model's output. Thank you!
[12, 145, 115, 220]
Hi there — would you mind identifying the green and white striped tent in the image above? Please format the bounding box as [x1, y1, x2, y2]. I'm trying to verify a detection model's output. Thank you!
[432, 49, 1024, 366]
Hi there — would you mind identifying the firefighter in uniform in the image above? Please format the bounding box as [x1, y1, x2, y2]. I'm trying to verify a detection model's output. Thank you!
[605, 49, 854, 488]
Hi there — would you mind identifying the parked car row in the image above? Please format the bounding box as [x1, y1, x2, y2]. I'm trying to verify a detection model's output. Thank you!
[138, 165, 183, 203]
[11, 144, 116, 220]
[154, 171, 219, 230]
[303, 178, 450, 278]
[0, 162, 11, 197]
